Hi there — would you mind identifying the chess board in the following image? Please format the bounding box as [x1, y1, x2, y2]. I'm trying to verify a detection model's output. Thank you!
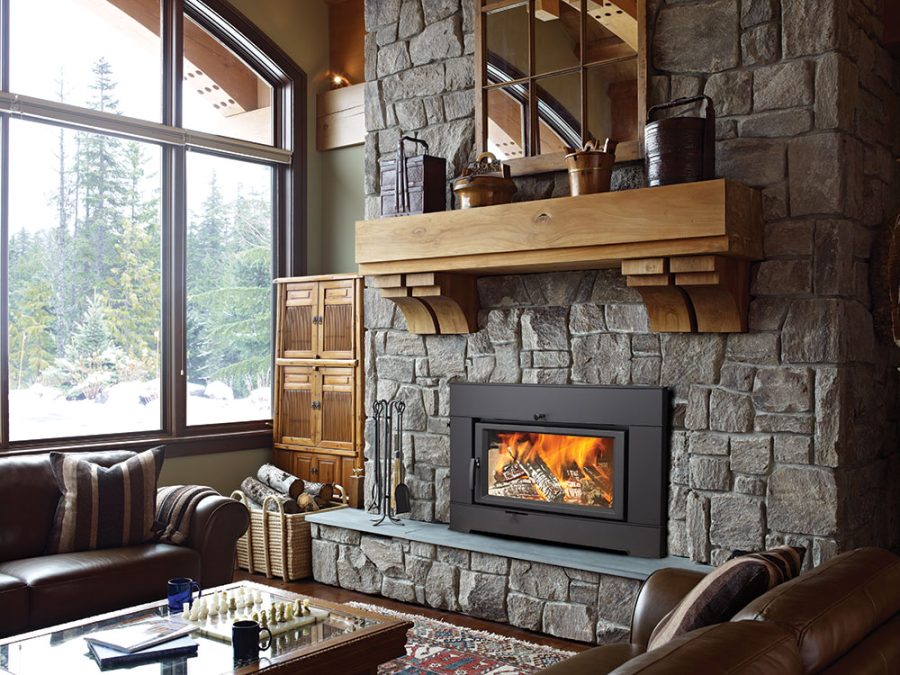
[175, 585, 330, 642]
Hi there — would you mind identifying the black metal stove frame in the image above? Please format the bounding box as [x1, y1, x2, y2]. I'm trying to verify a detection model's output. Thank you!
[449, 382, 668, 558]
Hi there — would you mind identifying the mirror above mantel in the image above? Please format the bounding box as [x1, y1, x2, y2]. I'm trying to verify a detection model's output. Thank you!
[475, 0, 647, 175]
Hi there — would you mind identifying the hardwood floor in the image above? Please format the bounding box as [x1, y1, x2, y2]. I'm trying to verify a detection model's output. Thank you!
[234, 570, 591, 654]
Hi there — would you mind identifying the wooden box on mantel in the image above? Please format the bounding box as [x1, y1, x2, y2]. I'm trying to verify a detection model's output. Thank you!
[355, 179, 763, 335]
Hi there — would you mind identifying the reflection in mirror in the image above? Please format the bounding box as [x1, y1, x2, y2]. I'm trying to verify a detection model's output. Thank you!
[536, 71, 582, 155]
[486, 85, 527, 161]
[534, 2, 580, 75]
[585, 1, 639, 61]
[585, 59, 638, 144]
[485, 3, 529, 81]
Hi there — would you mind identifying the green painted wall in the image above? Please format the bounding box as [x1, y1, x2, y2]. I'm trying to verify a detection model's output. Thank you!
[159, 448, 271, 495]
[322, 145, 365, 274]
[228, 0, 364, 276]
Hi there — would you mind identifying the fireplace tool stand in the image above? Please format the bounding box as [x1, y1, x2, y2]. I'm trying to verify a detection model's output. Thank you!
[369, 399, 407, 526]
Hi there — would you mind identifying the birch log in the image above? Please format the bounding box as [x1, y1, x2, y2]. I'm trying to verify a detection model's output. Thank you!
[303, 482, 335, 506]
[240, 477, 301, 513]
[256, 463, 305, 499]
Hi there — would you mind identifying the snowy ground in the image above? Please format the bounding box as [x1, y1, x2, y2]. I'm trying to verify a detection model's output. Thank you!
[8, 380, 271, 441]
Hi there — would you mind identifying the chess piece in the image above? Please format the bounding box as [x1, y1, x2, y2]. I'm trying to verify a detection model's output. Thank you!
[181, 605, 190, 619]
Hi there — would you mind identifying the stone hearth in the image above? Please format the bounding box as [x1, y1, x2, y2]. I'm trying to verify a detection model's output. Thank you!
[308, 509, 710, 643]
[360, 0, 900, 572]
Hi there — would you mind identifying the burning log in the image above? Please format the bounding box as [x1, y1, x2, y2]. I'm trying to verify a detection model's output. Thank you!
[518, 455, 565, 502]
[490, 476, 541, 499]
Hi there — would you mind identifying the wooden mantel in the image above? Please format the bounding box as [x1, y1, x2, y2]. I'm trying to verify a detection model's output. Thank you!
[355, 179, 762, 334]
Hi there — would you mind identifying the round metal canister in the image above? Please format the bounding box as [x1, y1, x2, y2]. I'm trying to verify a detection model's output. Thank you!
[644, 96, 715, 187]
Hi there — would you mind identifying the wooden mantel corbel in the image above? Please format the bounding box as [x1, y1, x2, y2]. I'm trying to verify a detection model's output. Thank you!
[373, 272, 479, 335]
[358, 179, 762, 336]
[622, 255, 750, 333]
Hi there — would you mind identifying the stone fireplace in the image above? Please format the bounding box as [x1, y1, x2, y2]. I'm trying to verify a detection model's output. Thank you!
[449, 382, 668, 557]
[305, 0, 900, 643]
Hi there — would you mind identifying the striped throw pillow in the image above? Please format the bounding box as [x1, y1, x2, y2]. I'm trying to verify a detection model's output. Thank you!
[647, 545, 805, 650]
[46, 446, 166, 554]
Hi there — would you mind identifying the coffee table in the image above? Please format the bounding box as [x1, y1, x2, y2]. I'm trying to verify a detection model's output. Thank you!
[0, 580, 411, 674]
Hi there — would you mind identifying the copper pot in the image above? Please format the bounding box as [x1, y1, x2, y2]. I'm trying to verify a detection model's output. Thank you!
[565, 138, 617, 196]
[452, 152, 516, 209]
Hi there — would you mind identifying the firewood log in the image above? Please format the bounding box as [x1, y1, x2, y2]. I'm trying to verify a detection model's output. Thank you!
[240, 477, 301, 514]
[256, 463, 305, 499]
[303, 482, 335, 507]
[297, 493, 319, 512]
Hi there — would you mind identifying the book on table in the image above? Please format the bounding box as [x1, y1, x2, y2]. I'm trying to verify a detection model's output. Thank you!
[84, 618, 196, 653]
[88, 635, 198, 669]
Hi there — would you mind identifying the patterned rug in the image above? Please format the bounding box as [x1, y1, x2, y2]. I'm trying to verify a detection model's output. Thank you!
[347, 602, 577, 674]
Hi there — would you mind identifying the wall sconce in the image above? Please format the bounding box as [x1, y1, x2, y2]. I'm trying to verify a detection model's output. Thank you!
[329, 73, 350, 89]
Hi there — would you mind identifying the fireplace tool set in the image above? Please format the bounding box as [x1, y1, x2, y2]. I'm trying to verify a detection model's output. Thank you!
[368, 399, 411, 525]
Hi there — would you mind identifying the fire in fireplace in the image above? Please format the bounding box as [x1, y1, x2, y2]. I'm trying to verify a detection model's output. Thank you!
[450, 383, 668, 558]
[482, 425, 625, 519]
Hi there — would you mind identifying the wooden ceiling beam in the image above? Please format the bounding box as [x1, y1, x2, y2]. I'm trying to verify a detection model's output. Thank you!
[105, 0, 262, 112]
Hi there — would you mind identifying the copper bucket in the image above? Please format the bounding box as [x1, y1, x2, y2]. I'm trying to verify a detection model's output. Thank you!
[644, 95, 715, 186]
[565, 139, 617, 196]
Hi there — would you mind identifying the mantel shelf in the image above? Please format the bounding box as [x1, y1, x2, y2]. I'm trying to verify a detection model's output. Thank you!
[355, 179, 762, 335]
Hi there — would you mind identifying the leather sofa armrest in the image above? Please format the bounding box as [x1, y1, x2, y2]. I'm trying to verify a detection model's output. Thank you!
[630, 568, 707, 649]
[183, 494, 249, 588]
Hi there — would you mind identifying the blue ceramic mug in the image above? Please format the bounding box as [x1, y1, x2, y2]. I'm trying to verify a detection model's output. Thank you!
[167, 577, 202, 612]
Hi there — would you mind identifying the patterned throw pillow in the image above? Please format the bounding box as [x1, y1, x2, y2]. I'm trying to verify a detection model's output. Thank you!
[46, 446, 166, 554]
[647, 545, 806, 650]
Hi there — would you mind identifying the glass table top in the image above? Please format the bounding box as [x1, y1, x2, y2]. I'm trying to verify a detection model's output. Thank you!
[0, 582, 378, 675]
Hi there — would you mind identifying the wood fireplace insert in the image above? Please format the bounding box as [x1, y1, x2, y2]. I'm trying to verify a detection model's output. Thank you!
[449, 383, 668, 558]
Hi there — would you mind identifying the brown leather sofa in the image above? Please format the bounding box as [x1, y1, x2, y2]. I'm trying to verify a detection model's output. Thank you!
[0, 451, 250, 638]
[541, 547, 900, 674]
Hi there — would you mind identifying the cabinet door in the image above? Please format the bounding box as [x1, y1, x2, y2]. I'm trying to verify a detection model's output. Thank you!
[318, 280, 356, 360]
[277, 366, 316, 446]
[293, 453, 314, 482]
[280, 281, 318, 359]
[317, 367, 355, 452]
[314, 454, 339, 484]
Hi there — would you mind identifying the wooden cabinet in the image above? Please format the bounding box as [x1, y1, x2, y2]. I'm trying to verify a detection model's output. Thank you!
[277, 278, 357, 360]
[273, 275, 364, 507]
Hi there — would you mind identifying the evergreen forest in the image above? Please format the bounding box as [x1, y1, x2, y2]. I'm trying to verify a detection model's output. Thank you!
[7, 59, 272, 415]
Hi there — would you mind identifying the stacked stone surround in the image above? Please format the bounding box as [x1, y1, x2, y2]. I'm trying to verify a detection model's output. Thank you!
[311, 522, 641, 643]
[359, 0, 900, 568]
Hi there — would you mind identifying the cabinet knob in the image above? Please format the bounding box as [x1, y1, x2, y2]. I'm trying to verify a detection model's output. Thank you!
[311, 401, 322, 410]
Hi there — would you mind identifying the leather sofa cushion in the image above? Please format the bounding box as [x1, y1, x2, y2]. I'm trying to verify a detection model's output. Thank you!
[609, 621, 803, 675]
[0, 451, 135, 562]
[539, 643, 644, 674]
[0, 543, 200, 630]
[0, 573, 29, 638]
[733, 547, 900, 674]
[819, 614, 900, 675]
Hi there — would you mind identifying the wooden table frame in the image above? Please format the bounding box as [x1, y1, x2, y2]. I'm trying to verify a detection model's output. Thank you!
[0, 581, 411, 675]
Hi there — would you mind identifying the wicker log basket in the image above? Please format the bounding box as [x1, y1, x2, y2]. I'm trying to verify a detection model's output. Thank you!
[231, 486, 348, 582]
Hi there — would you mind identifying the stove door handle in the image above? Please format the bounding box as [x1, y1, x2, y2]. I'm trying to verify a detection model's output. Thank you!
[469, 458, 480, 490]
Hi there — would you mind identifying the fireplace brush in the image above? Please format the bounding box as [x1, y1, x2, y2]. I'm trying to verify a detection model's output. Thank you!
[369, 398, 408, 525]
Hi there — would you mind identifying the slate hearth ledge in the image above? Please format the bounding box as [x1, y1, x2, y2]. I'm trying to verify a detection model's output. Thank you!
[307, 509, 709, 581]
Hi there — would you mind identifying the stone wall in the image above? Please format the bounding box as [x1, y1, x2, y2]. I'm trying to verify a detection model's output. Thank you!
[311, 523, 641, 643]
[362, 0, 900, 565]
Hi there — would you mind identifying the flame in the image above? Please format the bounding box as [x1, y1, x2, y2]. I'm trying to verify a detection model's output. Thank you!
[489, 431, 614, 507]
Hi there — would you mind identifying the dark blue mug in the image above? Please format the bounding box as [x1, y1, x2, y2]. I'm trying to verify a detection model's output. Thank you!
[167, 577, 202, 612]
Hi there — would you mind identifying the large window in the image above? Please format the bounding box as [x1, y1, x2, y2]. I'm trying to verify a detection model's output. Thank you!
[0, 0, 305, 452]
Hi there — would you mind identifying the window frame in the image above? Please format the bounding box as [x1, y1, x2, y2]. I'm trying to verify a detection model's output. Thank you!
[0, 0, 306, 457]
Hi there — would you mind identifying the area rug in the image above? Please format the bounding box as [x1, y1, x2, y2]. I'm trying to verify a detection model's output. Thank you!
[347, 602, 577, 674]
